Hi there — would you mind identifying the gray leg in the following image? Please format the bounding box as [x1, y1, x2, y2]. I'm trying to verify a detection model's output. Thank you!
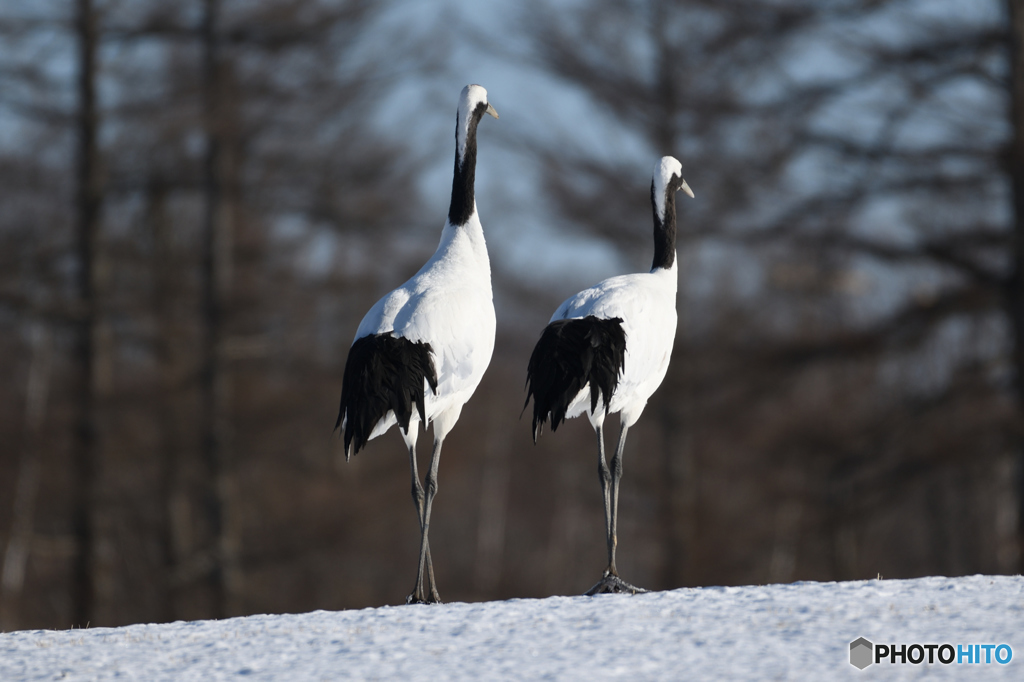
[595, 425, 615, 576]
[412, 437, 443, 604]
[608, 423, 629, 577]
[585, 422, 646, 596]
[407, 442, 438, 604]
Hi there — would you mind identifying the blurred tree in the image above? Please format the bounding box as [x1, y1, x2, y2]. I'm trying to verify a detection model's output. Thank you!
[1007, 0, 1024, 572]
[0, 0, 434, 627]
[72, 0, 101, 628]
[0, 1, 79, 630]
[199, 0, 238, 620]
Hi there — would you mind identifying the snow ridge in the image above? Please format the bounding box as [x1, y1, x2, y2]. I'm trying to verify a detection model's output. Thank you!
[2, 575, 1022, 680]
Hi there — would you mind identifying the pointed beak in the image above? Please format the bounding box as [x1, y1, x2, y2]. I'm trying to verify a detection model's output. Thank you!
[680, 179, 694, 199]
[486, 103, 499, 119]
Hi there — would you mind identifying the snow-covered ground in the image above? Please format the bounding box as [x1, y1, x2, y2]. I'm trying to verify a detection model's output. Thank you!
[2, 575, 1022, 680]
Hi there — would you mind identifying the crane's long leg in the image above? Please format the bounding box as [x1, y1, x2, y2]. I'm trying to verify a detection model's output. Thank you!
[412, 437, 444, 604]
[407, 442, 438, 604]
[594, 425, 614, 575]
[608, 423, 628, 577]
[585, 421, 646, 595]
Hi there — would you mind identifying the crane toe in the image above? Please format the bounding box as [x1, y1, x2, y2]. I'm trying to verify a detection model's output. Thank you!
[584, 573, 648, 596]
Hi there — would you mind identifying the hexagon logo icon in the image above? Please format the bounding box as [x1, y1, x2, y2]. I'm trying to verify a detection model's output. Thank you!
[850, 637, 873, 669]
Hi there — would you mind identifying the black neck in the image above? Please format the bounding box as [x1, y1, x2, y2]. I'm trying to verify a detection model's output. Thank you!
[651, 181, 677, 270]
[447, 103, 487, 226]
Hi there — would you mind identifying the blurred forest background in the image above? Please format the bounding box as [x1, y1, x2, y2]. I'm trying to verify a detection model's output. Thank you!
[1, 0, 1023, 629]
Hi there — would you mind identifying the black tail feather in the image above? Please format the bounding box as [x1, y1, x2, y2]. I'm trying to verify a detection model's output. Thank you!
[523, 316, 626, 442]
[336, 333, 438, 459]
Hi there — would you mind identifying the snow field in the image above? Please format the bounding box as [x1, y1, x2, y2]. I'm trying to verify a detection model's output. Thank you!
[2, 574, 1022, 680]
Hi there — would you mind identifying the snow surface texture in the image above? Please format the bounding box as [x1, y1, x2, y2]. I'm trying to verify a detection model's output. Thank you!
[2, 575, 1022, 680]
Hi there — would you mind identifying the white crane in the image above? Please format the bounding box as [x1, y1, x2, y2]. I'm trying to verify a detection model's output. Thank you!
[524, 156, 694, 594]
[336, 84, 498, 604]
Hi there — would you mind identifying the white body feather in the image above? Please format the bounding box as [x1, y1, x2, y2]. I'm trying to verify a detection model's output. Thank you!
[354, 211, 496, 445]
[552, 260, 678, 429]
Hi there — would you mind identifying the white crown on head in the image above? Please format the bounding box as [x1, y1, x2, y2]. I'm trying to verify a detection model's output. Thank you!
[654, 156, 683, 219]
[457, 84, 491, 160]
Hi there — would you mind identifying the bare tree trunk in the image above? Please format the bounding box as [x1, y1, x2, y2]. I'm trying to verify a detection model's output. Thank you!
[72, 0, 99, 628]
[1, 323, 52, 630]
[201, 0, 242, 618]
[995, 453, 1019, 573]
[148, 180, 182, 623]
[1006, 0, 1024, 574]
[473, 404, 511, 595]
[769, 490, 804, 584]
[651, 2, 680, 155]
[544, 454, 585, 594]
[660, 393, 696, 589]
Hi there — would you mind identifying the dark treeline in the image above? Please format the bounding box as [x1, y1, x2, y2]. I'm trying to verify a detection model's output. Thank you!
[1, 0, 1022, 630]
